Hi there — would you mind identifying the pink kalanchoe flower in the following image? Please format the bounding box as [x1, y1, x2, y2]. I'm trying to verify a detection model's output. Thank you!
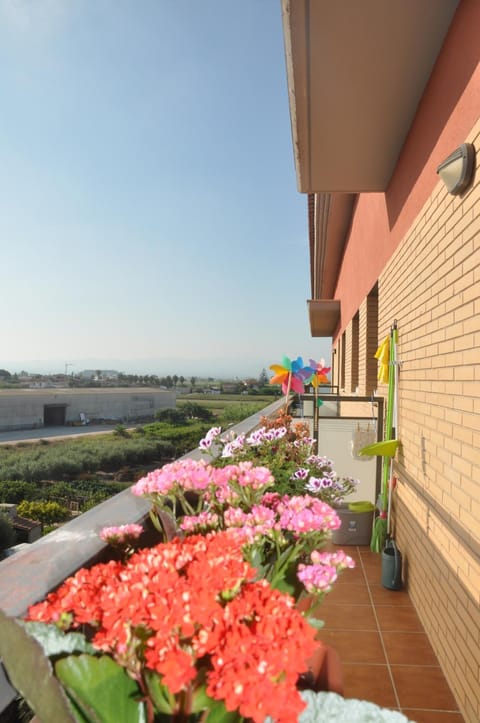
[310, 549, 356, 571]
[275, 495, 341, 534]
[261, 492, 282, 509]
[100, 524, 143, 546]
[213, 463, 274, 491]
[297, 563, 338, 593]
[180, 512, 219, 533]
[132, 458, 214, 496]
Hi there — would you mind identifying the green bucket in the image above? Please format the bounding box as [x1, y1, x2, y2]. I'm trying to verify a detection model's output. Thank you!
[348, 501, 375, 513]
[381, 539, 403, 590]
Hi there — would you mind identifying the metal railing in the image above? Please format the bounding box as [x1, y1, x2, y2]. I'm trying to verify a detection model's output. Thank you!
[293, 393, 384, 501]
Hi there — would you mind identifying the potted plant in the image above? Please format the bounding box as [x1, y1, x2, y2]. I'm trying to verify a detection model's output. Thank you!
[0, 532, 322, 722]
[131, 457, 355, 616]
[0, 430, 356, 722]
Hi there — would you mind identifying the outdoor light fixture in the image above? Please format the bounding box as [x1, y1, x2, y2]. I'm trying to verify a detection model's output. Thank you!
[436, 142, 475, 195]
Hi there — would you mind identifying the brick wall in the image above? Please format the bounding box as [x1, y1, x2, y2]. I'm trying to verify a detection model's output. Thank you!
[345, 321, 353, 392]
[356, 287, 379, 396]
[378, 119, 480, 722]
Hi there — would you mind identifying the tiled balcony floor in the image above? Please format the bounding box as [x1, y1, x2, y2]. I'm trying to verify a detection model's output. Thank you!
[317, 545, 465, 723]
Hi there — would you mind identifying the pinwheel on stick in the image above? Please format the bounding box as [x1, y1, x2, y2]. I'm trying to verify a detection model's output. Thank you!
[307, 358, 331, 409]
[269, 355, 312, 411]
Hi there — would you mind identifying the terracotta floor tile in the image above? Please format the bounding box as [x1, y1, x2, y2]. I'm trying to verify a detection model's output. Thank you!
[316, 545, 464, 720]
[358, 548, 382, 568]
[334, 565, 366, 584]
[369, 583, 413, 606]
[382, 632, 438, 666]
[319, 630, 386, 664]
[323, 582, 371, 605]
[375, 605, 423, 632]
[402, 710, 464, 722]
[362, 561, 385, 584]
[391, 666, 459, 710]
[321, 603, 377, 631]
[342, 663, 397, 708]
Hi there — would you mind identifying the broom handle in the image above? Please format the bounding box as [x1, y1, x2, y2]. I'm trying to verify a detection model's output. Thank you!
[387, 322, 398, 536]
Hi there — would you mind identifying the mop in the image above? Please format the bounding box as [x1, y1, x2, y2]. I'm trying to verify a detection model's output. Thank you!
[368, 322, 398, 552]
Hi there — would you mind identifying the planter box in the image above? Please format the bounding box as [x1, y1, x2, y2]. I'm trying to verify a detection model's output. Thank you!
[332, 502, 374, 546]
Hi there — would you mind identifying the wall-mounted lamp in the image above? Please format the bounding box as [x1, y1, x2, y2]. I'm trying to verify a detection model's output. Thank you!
[436, 143, 475, 195]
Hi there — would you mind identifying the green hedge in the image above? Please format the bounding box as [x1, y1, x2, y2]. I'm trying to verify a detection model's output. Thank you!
[0, 437, 174, 484]
[141, 422, 211, 456]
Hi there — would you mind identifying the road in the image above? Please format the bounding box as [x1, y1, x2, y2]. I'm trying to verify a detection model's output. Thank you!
[0, 424, 123, 445]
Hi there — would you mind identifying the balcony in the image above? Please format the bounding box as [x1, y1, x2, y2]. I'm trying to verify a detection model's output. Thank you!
[0, 397, 464, 721]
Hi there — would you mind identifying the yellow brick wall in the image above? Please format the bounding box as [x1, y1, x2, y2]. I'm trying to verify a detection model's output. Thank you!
[358, 288, 379, 395]
[378, 119, 480, 722]
[345, 321, 353, 393]
[357, 298, 368, 393]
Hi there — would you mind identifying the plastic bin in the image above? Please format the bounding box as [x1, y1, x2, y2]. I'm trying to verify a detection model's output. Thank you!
[332, 501, 375, 545]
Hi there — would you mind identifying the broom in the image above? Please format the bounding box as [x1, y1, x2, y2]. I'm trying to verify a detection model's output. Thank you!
[370, 325, 396, 552]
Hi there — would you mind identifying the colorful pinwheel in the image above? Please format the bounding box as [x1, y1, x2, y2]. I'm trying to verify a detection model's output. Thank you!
[308, 358, 331, 388]
[269, 356, 312, 399]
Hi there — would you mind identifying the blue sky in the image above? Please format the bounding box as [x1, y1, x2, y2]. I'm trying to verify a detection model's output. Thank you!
[0, 0, 331, 378]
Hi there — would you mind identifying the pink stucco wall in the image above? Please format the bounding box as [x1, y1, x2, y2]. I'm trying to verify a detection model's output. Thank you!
[333, 0, 480, 342]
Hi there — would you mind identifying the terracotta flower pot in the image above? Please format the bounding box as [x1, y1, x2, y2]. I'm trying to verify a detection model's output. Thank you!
[298, 641, 344, 695]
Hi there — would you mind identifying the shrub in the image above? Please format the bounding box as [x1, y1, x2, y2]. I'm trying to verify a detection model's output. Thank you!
[155, 408, 187, 425]
[16, 501, 71, 525]
[0, 515, 16, 555]
[142, 422, 211, 456]
[219, 402, 266, 424]
[180, 402, 215, 422]
[0, 481, 39, 504]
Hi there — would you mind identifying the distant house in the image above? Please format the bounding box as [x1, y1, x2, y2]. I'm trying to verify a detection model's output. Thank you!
[79, 370, 119, 381]
[12, 516, 42, 544]
[222, 383, 240, 393]
[0, 504, 42, 545]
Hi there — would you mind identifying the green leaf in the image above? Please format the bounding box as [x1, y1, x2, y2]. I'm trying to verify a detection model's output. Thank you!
[0, 610, 77, 723]
[271, 577, 296, 595]
[248, 545, 264, 570]
[190, 682, 211, 713]
[21, 621, 96, 657]
[304, 616, 325, 630]
[55, 654, 147, 723]
[202, 698, 241, 723]
[144, 669, 174, 714]
[189, 678, 240, 721]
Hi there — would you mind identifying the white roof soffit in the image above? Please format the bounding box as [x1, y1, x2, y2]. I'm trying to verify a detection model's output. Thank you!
[282, 0, 459, 193]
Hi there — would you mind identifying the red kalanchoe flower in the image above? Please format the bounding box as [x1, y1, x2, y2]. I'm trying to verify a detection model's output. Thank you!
[25, 532, 316, 721]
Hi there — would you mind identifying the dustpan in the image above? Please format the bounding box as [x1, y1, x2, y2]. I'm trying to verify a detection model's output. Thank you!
[358, 439, 399, 457]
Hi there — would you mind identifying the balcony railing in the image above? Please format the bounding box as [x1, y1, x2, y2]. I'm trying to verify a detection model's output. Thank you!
[0, 398, 285, 719]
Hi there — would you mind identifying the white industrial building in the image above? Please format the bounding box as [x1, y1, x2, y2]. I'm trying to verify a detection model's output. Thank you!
[0, 388, 175, 431]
